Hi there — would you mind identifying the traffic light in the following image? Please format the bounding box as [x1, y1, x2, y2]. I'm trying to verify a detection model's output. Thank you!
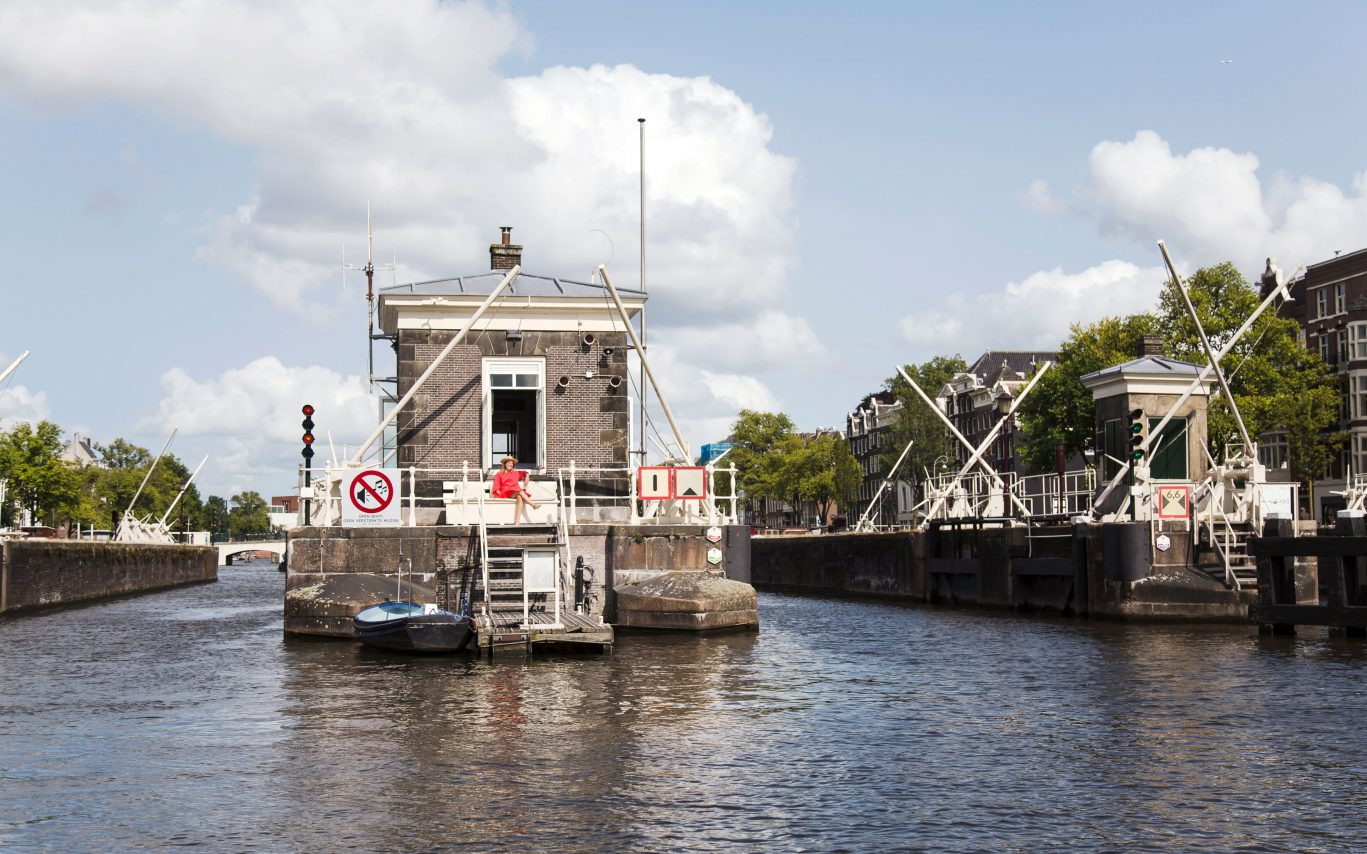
[301, 404, 316, 461]
[1128, 408, 1147, 462]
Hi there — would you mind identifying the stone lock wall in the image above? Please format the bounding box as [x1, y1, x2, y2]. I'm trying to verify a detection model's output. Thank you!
[1, 540, 217, 615]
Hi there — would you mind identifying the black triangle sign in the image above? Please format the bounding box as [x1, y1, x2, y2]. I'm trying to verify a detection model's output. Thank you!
[681, 487, 699, 496]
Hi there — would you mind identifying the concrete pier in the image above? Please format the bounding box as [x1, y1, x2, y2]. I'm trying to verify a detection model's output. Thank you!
[284, 524, 755, 642]
[1, 540, 217, 616]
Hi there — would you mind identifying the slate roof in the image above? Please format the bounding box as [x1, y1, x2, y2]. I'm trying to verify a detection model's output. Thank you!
[1079, 355, 1204, 387]
[966, 350, 1056, 385]
[380, 270, 646, 299]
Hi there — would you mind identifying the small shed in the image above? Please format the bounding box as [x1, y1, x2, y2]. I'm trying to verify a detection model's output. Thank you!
[1080, 352, 1211, 509]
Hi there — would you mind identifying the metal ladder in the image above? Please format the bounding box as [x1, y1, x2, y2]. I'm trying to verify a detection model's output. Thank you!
[1204, 519, 1258, 591]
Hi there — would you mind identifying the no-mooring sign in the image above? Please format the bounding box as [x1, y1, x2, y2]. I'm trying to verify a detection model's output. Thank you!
[342, 468, 401, 527]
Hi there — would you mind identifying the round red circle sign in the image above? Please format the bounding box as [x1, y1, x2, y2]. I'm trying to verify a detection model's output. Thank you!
[348, 469, 394, 514]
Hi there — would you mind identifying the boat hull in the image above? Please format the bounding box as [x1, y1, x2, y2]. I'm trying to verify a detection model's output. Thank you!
[354, 604, 475, 654]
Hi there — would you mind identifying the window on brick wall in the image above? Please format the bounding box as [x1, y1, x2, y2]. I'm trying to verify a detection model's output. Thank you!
[1336, 283, 1346, 315]
[483, 358, 545, 469]
[1317, 288, 1329, 318]
[1351, 371, 1367, 421]
[1350, 322, 1367, 361]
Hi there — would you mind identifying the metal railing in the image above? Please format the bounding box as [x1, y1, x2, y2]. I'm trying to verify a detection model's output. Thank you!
[1011, 469, 1096, 519]
[297, 461, 741, 528]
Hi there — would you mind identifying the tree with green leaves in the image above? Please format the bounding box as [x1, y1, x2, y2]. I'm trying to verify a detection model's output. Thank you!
[228, 491, 270, 536]
[0, 420, 82, 525]
[726, 409, 796, 516]
[1157, 262, 1339, 485]
[776, 432, 861, 523]
[1016, 314, 1159, 472]
[203, 495, 229, 536]
[879, 355, 969, 482]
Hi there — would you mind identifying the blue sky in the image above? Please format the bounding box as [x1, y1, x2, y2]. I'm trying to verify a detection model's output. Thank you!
[2, 1, 1366, 499]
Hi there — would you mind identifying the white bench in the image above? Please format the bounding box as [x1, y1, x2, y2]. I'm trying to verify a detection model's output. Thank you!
[442, 479, 559, 526]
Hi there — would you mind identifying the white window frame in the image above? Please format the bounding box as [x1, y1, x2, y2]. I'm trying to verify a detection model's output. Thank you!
[1319, 334, 1331, 364]
[1350, 322, 1367, 362]
[482, 357, 546, 470]
[1258, 433, 1288, 470]
[1351, 371, 1367, 421]
[1354, 433, 1367, 478]
[1336, 283, 1346, 315]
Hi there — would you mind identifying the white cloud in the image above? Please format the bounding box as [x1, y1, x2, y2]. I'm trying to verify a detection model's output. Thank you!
[0, 385, 51, 431]
[0, 0, 797, 314]
[652, 311, 827, 371]
[898, 260, 1167, 356]
[1081, 130, 1367, 269]
[0, 1, 814, 468]
[144, 356, 375, 496]
[1023, 178, 1067, 215]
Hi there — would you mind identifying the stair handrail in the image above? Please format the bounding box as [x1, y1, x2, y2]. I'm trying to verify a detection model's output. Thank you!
[477, 486, 491, 619]
[1194, 478, 1241, 590]
[556, 486, 572, 623]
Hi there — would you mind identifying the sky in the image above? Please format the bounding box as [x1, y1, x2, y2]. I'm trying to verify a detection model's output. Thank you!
[2, 0, 1367, 500]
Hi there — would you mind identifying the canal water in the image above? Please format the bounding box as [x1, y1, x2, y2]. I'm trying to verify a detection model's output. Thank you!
[2, 565, 1364, 851]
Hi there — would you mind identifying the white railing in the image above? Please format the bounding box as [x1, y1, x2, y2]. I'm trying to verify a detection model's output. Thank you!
[1012, 469, 1096, 519]
[919, 471, 1011, 520]
[298, 461, 741, 528]
[1193, 478, 1240, 589]
[476, 489, 491, 618]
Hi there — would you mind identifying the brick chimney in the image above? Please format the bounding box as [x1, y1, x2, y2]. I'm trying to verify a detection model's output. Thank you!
[1139, 334, 1164, 357]
[490, 226, 522, 270]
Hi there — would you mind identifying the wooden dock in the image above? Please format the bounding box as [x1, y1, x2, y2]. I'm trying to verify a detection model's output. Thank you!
[476, 608, 614, 653]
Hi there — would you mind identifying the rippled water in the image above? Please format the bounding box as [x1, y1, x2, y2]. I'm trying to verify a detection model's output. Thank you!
[2, 564, 1365, 851]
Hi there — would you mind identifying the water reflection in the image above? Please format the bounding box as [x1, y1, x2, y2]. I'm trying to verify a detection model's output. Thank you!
[0, 570, 1363, 850]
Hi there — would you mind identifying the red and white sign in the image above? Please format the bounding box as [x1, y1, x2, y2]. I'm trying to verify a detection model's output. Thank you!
[638, 466, 673, 500]
[342, 468, 401, 527]
[1156, 484, 1191, 520]
[672, 466, 707, 500]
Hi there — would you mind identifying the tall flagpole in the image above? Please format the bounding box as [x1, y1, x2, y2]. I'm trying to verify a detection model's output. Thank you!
[637, 117, 648, 467]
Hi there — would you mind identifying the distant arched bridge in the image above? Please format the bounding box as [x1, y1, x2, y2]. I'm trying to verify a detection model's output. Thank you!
[216, 540, 286, 565]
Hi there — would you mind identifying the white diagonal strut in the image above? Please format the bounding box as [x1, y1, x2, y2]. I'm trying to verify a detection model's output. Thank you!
[1088, 256, 1296, 516]
[597, 265, 690, 460]
[1158, 239, 1255, 454]
[922, 362, 1052, 522]
[347, 265, 521, 467]
[895, 364, 1034, 518]
[853, 440, 914, 533]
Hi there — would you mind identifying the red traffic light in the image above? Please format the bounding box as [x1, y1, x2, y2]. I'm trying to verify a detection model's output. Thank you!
[302, 432, 315, 445]
[302, 404, 315, 417]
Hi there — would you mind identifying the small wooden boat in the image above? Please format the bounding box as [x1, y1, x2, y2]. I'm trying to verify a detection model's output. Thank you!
[353, 601, 475, 653]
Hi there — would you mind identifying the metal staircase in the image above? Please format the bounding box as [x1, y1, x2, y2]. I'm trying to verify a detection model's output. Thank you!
[1202, 519, 1258, 591]
[475, 523, 569, 630]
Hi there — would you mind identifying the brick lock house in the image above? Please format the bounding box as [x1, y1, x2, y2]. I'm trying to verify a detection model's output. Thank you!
[375, 227, 644, 521]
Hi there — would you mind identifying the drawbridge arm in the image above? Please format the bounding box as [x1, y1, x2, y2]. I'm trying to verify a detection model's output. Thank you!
[1089, 249, 1296, 517]
[920, 362, 1051, 521]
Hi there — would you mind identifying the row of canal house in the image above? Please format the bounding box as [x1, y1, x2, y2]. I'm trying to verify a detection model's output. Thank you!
[846, 246, 1367, 526]
[846, 350, 1061, 526]
[1272, 247, 1367, 521]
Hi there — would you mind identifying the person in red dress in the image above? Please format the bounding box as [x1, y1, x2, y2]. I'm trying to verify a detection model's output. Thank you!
[492, 455, 540, 523]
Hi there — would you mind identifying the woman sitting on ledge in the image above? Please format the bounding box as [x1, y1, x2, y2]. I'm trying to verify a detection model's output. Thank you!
[492, 455, 541, 524]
